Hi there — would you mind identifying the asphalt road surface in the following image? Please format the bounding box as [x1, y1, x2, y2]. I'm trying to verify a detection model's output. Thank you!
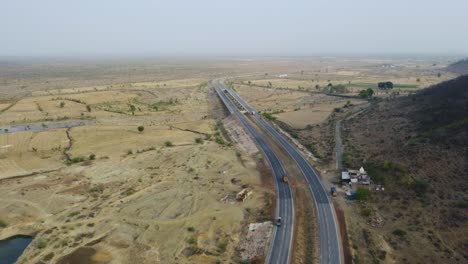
[220, 80, 342, 264]
[211, 81, 294, 264]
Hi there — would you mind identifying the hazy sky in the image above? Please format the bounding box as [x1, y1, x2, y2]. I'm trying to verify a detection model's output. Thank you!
[2, 0, 468, 56]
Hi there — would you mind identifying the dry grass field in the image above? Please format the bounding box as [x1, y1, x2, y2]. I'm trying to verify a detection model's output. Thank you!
[0, 56, 462, 264]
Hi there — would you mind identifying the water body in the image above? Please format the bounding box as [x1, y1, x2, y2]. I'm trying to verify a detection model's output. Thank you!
[0, 121, 89, 134]
[0, 235, 33, 264]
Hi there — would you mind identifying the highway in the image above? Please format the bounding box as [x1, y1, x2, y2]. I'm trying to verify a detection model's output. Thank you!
[210, 81, 294, 264]
[219, 80, 342, 264]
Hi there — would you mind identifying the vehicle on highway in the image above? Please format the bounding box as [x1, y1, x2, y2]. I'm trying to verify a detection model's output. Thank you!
[276, 217, 282, 226]
[282, 176, 289, 183]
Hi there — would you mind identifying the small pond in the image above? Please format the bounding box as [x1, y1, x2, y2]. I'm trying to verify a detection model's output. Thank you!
[0, 235, 33, 264]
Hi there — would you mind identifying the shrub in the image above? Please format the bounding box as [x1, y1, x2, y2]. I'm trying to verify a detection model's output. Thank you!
[341, 153, 351, 168]
[186, 237, 197, 245]
[216, 238, 228, 252]
[36, 240, 47, 249]
[355, 187, 370, 201]
[89, 154, 96, 160]
[137, 126, 144, 132]
[392, 229, 406, 237]
[86, 105, 92, 112]
[0, 219, 7, 228]
[60, 101, 65, 108]
[187, 226, 195, 232]
[455, 200, 468, 208]
[195, 137, 204, 144]
[215, 136, 225, 145]
[290, 131, 299, 138]
[361, 207, 374, 216]
[383, 160, 391, 170]
[164, 140, 174, 147]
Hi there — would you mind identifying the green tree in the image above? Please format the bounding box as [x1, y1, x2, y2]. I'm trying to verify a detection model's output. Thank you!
[86, 105, 92, 112]
[60, 101, 65, 108]
[366, 88, 374, 97]
[137, 126, 144, 133]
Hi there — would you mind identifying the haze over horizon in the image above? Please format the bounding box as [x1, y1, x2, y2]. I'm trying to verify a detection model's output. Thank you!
[2, 0, 468, 56]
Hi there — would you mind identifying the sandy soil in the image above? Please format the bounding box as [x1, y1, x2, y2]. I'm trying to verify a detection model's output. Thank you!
[0, 76, 270, 264]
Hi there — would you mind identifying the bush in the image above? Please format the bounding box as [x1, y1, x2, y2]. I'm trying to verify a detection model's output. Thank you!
[86, 105, 92, 112]
[164, 140, 174, 147]
[392, 229, 406, 237]
[195, 137, 204, 144]
[89, 154, 96, 160]
[36, 240, 48, 249]
[341, 153, 351, 168]
[60, 101, 65, 108]
[216, 238, 228, 252]
[355, 187, 370, 201]
[187, 226, 195, 232]
[383, 160, 391, 170]
[262, 112, 276, 121]
[137, 126, 144, 132]
[215, 136, 225, 145]
[290, 131, 299, 138]
[361, 207, 374, 216]
[455, 200, 468, 208]
[0, 219, 7, 228]
[186, 237, 197, 245]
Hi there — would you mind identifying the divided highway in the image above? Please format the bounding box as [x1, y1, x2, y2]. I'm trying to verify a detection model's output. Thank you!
[210, 81, 294, 264]
[219, 80, 342, 264]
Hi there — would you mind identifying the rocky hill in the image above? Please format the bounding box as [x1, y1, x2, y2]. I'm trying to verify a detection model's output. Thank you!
[341, 75, 468, 263]
[445, 58, 468, 75]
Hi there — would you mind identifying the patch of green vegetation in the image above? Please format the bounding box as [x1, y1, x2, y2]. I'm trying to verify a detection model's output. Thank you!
[43, 252, 55, 261]
[137, 126, 144, 132]
[187, 226, 195, 232]
[164, 140, 174, 147]
[262, 112, 276, 121]
[358, 88, 374, 98]
[36, 240, 48, 249]
[216, 238, 228, 252]
[195, 137, 204, 144]
[455, 200, 468, 208]
[355, 187, 370, 201]
[66, 156, 89, 164]
[290, 131, 299, 139]
[186, 237, 197, 245]
[361, 207, 374, 216]
[215, 136, 225, 145]
[341, 152, 351, 168]
[0, 219, 7, 228]
[353, 82, 417, 89]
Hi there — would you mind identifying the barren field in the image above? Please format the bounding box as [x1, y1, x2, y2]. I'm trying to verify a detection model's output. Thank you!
[0, 68, 274, 263]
